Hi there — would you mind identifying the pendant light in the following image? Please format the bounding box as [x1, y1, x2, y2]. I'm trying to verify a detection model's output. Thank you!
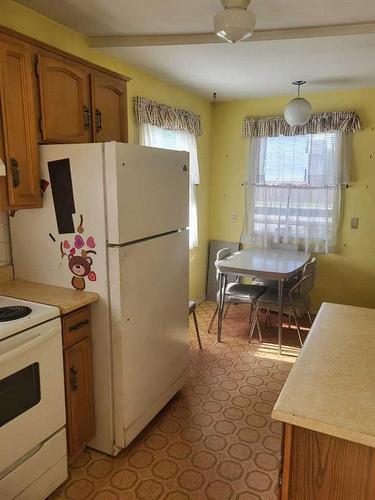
[284, 81, 312, 126]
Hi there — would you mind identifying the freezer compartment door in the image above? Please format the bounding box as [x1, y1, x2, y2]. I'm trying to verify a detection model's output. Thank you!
[105, 142, 189, 245]
[108, 230, 189, 447]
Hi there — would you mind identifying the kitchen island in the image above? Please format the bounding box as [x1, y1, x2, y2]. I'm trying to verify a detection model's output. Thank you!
[272, 302, 375, 499]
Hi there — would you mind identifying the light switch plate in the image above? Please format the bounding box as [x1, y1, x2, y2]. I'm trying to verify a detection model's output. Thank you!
[231, 211, 238, 223]
[351, 217, 359, 229]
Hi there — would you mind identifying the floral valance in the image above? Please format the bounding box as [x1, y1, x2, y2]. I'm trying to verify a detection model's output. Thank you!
[242, 111, 361, 138]
[133, 96, 202, 136]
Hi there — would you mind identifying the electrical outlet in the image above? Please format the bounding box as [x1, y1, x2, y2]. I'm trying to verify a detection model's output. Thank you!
[351, 217, 359, 229]
[231, 211, 238, 223]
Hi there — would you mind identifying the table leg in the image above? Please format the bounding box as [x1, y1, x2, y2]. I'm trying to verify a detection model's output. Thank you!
[217, 273, 227, 343]
[278, 279, 284, 355]
[217, 273, 223, 342]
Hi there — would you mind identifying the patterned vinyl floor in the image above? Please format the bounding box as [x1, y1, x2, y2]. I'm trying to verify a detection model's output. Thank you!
[51, 301, 302, 500]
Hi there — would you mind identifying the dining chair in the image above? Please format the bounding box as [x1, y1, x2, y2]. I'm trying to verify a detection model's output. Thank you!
[251, 244, 305, 326]
[208, 248, 266, 336]
[249, 257, 317, 347]
[189, 301, 202, 349]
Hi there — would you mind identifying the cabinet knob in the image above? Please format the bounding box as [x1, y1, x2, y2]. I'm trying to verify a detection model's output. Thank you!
[10, 158, 20, 188]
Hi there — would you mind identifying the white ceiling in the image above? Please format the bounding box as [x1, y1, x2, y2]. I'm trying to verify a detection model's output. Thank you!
[17, 0, 375, 100]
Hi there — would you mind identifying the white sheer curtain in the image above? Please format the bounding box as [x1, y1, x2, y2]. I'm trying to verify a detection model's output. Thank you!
[139, 123, 200, 249]
[241, 132, 352, 253]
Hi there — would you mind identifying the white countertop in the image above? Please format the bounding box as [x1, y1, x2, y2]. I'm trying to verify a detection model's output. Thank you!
[272, 302, 375, 448]
[216, 247, 310, 279]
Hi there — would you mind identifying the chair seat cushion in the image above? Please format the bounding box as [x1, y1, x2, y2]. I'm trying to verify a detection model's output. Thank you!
[217, 283, 266, 304]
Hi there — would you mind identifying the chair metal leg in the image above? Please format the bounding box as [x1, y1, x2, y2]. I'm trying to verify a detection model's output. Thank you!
[288, 314, 292, 329]
[208, 305, 218, 333]
[224, 303, 231, 318]
[249, 303, 259, 342]
[256, 317, 263, 341]
[291, 307, 303, 347]
[248, 303, 253, 323]
[193, 310, 202, 349]
[265, 309, 271, 326]
[307, 309, 313, 326]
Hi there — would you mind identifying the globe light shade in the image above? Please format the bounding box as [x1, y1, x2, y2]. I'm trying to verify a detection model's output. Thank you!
[284, 97, 312, 126]
[214, 8, 256, 43]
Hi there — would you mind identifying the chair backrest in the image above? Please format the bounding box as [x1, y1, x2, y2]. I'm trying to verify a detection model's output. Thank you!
[299, 257, 317, 295]
[216, 248, 231, 261]
[215, 248, 231, 282]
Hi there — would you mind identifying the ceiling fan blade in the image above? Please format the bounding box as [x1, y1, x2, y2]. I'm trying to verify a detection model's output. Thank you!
[89, 22, 375, 48]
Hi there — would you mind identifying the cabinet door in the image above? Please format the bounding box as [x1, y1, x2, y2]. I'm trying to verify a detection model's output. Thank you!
[0, 40, 41, 208]
[64, 337, 95, 457]
[0, 110, 9, 210]
[91, 73, 127, 142]
[281, 424, 375, 500]
[37, 53, 91, 143]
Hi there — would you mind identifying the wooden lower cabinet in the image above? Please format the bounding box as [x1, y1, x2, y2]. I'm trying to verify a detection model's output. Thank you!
[62, 306, 95, 458]
[280, 424, 375, 500]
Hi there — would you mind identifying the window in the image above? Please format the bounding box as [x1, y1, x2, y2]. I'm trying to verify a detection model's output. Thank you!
[242, 132, 351, 253]
[139, 123, 200, 249]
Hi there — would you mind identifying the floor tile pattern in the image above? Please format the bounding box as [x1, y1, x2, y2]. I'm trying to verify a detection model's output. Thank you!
[51, 301, 295, 500]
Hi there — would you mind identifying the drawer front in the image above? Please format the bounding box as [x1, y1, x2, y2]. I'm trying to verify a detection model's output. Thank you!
[62, 307, 90, 348]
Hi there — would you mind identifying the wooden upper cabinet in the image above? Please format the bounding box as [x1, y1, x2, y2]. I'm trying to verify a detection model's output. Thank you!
[0, 39, 41, 208]
[91, 73, 127, 142]
[37, 53, 91, 143]
[0, 28, 130, 209]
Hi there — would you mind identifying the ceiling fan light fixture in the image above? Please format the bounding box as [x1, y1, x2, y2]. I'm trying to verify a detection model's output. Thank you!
[214, 7, 256, 43]
[284, 81, 312, 126]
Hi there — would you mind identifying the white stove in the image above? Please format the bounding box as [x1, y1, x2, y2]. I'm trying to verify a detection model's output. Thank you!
[0, 295, 67, 500]
[0, 296, 60, 341]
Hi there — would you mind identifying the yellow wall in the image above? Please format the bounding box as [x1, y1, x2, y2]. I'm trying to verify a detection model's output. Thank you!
[0, 0, 212, 302]
[211, 88, 375, 311]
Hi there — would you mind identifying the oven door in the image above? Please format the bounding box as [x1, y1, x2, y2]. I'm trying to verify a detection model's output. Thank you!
[0, 318, 65, 474]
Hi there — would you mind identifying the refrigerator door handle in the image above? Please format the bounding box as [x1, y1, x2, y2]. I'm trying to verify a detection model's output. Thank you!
[107, 229, 186, 248]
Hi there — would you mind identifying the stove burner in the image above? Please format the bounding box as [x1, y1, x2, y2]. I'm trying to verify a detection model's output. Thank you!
[0, 305, 32, 322]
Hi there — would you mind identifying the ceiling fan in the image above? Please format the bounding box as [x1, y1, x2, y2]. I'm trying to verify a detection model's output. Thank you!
[89, 0, 375, 48]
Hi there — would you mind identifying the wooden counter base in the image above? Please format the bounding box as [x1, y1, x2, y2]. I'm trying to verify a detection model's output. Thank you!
[280, 423, 375, 499]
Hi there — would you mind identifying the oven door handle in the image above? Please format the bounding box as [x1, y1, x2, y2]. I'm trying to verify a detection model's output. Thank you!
[0, 329, 59, 364]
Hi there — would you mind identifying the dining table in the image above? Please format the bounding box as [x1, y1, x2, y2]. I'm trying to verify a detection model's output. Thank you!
[215, 247, 311, 354]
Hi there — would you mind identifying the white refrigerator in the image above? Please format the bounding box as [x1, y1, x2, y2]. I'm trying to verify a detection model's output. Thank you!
[9, 142, 190, 455]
